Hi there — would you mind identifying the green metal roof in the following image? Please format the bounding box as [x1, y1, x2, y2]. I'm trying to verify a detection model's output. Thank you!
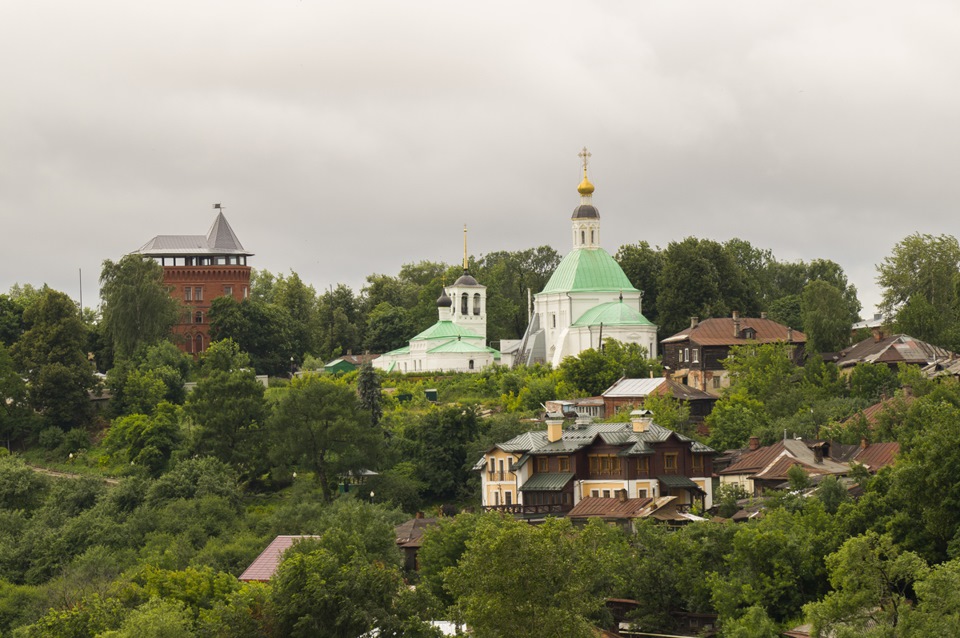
[519, 472, 575, 492]
[539, 248, 638, 294]
[572, 301, 654, 328]
[657, 475, 704, 492]
[382, 345, 410, 356]
[410, 320, 483, 342]
[427, 340, 493, 354]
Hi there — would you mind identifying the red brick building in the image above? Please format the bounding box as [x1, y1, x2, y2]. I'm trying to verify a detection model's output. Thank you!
[135, 209, 252, 354]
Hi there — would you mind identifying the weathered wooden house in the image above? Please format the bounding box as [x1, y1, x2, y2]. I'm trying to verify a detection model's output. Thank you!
[660, 312, 806, 396]
[477, 411, 715, 517]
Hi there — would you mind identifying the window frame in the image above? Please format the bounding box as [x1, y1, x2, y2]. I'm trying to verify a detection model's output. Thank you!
[664, 452, 679, 473]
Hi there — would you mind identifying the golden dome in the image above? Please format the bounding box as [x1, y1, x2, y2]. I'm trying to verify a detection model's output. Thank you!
[577, 174, 595, 195]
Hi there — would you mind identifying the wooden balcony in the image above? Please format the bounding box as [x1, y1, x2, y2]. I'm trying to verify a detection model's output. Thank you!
[482, 503, 572, 515]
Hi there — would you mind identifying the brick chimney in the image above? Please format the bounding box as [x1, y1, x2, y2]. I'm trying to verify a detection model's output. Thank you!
[631, 409, 652, 433]
[690, 316, 699, 329]
[748, 436, 760, 451]
[787, 327, 793, 342]
[860, 437, 869, 450]
[732, 311, 741, 338]
[872, 326, 884, 342]
[617, 489, 628, 502]
[546, 412, 564, 443]
[760, 312, 767, 319]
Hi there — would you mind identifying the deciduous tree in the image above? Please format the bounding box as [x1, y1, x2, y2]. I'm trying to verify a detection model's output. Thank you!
[99, 255, 180, 359]
[269, 375, 381, 502]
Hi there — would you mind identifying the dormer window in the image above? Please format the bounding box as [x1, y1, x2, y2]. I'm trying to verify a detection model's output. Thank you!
[742, 328, 756, 339]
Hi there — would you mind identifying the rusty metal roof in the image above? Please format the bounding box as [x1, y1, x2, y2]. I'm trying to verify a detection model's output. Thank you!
[661, 317, 806, 346]
[239, 535, 320, 582]
[834, 334, 956, 369]
[567, 495, 678, 520]
[723, 438, 868, 480]
[850, 442, 900, 472]
[395, 517, 439, 549]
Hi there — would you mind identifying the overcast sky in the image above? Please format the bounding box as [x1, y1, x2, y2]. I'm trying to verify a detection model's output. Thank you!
[3, 1, 959, 317]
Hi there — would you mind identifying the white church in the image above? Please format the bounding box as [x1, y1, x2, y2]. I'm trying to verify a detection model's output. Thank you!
[376, 150, 657, 373]
[373, 229, 501, 374]
[504, 149, 658, 367]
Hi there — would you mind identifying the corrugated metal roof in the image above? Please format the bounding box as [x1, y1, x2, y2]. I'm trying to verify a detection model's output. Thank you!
[137, 212, 252, 256]
[722, 439, 849, 477]
[539, 248, 637, 294]
[657, 474, 704, 491]
[395, 517, 439, 549]
[661, 317, 806, 346]
[602, 377, 716, 401]
[410, 320, 483, 342]
[426, 340, 491, 354]
[834, 334, 956, 368]
[519, 472, 575, 491]
[239, 535, 320, 582]
[850, 442, 899, 472]
[493, 419, 714, 458]
[567, 496, 654, 518]
[571, 301, 654, 327]
[602, 378, 666, 397]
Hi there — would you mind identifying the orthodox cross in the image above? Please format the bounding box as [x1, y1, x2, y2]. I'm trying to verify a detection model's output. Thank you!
[578, 146, 591, 174]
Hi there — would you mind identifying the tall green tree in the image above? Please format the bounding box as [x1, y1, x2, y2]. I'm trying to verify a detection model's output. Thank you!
[474, 246, 561, 342]
[558, 339, 658, 397]
[269, 375, 382, 502]
[877, 233, 960, 348]
[356, 363, 383, 426]
[185, 369, 267, 475]
[444, 516, 612, 638]
[207, 298, 295, 376]
[801, 280, 854, 353]
[11, 289, 94, 430]
[398, 405, 481, 502]
[0, 345, 32, 450]
[0, 295, 25, 347]
[616, 241, 664, 324]
[804, 532, 927, 637]
[363, 303, 412, 354]
[99, 255, 180, 359]
[273, 271, 320, 357]
[657, 237, 757, 337]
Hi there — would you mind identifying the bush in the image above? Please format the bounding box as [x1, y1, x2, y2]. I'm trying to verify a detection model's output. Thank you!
[38, 427, 65, 451]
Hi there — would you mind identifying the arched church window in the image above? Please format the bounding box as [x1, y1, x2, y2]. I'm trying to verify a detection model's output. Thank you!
[185, 334, 193, 354]
[581, 230, 585, 244]
[473, 293, 481, 315]
[469, 359, 475, 370]
[461, 293, 469, 315]
[195, 334, 204, 353]
[591, 230, 595, 243]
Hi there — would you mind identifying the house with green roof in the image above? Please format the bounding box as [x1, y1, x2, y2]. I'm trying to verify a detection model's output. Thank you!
[476, 410, 715, 516]
[507, 150, 657, 368]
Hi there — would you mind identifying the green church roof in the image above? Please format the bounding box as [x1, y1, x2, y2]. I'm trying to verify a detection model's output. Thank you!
[539, 248, 637, 294]
[427, 340, 491, 354]
[410, 320, 484, 342]
[572, 301, 654, 328]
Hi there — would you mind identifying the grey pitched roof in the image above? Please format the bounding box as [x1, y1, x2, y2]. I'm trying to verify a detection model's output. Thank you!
[834, 333, 956, 369]
[136, 211, 252, 256]
[494, 420, 715, 458]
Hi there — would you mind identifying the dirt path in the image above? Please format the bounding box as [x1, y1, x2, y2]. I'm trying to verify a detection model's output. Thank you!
[26, 464, 120, 486]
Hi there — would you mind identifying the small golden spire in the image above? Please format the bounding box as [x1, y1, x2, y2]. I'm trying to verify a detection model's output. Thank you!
[463, 224, 469, 270]
[577, 146, 594, 195]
